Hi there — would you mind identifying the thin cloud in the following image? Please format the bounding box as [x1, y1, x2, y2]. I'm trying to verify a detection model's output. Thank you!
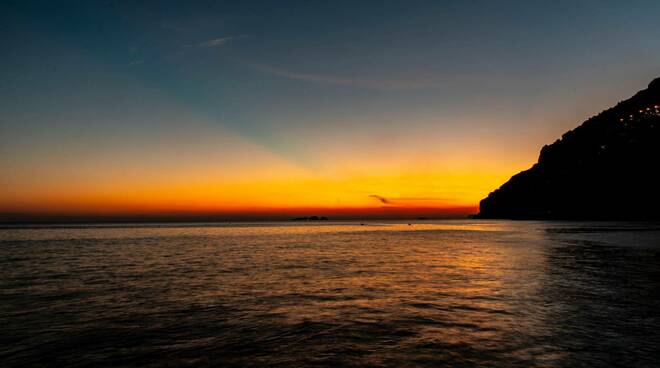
[396, 197, 448, 201]
[369, 195, 392, 205]
[243, 62, 448, 91]
[369, 195, 448, 206]
[128, 59, 144, 66]
[198, 37, 234, 48]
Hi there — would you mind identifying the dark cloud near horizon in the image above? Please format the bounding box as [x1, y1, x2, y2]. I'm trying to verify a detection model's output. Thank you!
[369, 195, 391, 205]
[369, 195, 449, 206]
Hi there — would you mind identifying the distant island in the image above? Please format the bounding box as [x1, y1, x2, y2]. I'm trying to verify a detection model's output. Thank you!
[476, 77, 660, 220]
[290, 216, 329, 221]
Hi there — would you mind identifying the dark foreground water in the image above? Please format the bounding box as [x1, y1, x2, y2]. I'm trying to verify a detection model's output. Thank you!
[1, 220, 659, 367]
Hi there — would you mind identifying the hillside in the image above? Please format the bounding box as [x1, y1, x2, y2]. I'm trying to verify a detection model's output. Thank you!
[477, 78, 660, 220]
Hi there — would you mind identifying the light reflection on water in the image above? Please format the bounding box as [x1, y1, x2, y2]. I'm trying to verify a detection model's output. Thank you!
[1, 220, 659, 367]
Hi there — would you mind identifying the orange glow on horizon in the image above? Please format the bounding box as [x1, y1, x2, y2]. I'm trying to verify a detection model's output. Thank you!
[0, 170, 513, 218]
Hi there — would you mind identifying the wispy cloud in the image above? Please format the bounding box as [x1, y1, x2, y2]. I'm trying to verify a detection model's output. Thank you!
[243, 62, 447, 91]
[198, 37, 234, 48]
[128, 59, 144, 66]
[369, 195, 447, 206]
[369, 195, 391, 205]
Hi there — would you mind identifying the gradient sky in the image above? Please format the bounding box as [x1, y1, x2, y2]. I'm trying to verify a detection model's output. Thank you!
[2, 0, 660, 219]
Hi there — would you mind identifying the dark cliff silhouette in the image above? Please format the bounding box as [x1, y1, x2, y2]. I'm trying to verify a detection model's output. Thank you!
[477, 77, 660, 220]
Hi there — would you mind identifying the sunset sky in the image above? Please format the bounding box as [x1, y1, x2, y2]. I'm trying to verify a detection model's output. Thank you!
[2, 1, 660, 220]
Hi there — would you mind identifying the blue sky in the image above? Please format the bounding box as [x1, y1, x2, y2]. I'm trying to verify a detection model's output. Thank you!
[2, 1, 660, 216]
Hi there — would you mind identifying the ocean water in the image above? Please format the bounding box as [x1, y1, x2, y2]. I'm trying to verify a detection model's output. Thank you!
[1, 220, 659, 367]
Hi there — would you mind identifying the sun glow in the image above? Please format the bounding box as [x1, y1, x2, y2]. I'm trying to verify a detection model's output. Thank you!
[0, 169, 514, 218]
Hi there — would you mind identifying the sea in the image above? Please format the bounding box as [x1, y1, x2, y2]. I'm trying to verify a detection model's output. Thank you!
[1, 220, 659, 367]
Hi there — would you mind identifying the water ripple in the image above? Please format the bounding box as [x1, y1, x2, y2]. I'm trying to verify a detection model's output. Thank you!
[1, 220, 659, 367]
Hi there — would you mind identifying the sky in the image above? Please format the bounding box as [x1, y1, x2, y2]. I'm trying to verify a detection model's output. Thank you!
[1, 0, 660, 220]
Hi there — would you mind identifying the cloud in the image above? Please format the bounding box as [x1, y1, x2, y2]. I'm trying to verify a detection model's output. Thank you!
[396, 197, 447, 201]
[198, 37, 234, 48]
[128, 59, 144, 66]
[369, 195, 448, 206]
[243, 62, 447, 91]
[369, 195, 392, 205]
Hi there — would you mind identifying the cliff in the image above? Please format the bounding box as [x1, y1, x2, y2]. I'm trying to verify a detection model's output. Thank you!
[477, 78, 660, 220]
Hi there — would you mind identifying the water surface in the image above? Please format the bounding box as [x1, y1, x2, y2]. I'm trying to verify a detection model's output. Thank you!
[1, 220, 659, 367]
